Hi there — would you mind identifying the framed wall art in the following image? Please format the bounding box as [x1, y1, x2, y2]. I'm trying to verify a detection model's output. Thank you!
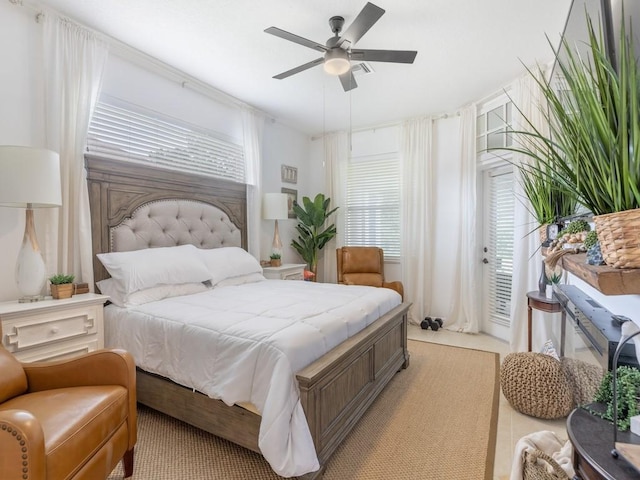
[281, 187, 297, 218]
[281, 164, 298, 184]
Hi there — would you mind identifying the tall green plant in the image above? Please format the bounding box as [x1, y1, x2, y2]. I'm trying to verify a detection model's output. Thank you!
[506, 13, 640, 216]
[519, 161, 577, 225]
[291, 194, 338, 276]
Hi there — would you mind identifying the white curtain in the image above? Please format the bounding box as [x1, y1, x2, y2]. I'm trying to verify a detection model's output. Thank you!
[322, 131, 349, 283]
[400, 117, 435, 324]
[42, 14, 108, 288]
[509, 69, 562, 352]
[446, 106, 480, 332]
[242, 108, 265, 258]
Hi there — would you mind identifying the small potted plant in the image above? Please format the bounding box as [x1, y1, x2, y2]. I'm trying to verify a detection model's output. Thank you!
[269, 253, 282, 267]
[49, 273, 75, 299]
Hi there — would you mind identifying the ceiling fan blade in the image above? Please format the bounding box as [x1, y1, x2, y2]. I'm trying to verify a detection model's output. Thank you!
[351, 49, 417, 63]
[339, 2, 385, 47]
[339, 71, 358, 92]
[273, 57, 324, 79]
[264, 27, 328, 53]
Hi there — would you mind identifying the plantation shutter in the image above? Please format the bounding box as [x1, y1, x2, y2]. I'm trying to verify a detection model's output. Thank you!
[86, 98, 245, 183]
[488, 170, 515, 325]
[345, 155, 401, 257]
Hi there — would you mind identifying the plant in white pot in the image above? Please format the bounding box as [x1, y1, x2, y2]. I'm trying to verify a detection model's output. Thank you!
[507, 13, 640, 268]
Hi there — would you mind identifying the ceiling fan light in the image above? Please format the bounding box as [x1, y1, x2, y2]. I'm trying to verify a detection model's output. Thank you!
[324, 49, 350, 75]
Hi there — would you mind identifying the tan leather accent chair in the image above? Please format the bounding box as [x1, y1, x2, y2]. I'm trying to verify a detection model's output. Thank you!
[0, 346, 137, 479]
[336, 246, 404, 300]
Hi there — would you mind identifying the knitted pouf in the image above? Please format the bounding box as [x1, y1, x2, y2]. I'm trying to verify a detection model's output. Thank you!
[500, 352, 574, 419]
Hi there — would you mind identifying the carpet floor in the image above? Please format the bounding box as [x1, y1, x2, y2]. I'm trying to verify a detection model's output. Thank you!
[108, 340, 499, 479]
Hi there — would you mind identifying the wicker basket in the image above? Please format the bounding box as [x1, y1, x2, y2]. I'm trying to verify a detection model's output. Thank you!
[539, 224, 548, 245]
[523, 449, 569, 480]
[593, 208, 640, 268]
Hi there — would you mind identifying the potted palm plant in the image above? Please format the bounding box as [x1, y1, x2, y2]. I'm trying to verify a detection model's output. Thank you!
[49, 273, 75, 299]
[507, 13, 640, 268]
[291, 193, 338, 280]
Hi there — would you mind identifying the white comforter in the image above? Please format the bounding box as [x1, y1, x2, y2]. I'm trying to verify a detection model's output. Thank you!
[104, 279, 401, 477]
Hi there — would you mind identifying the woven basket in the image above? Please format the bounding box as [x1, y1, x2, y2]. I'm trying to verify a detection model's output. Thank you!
[539, 224, 548, 245]
[593, 208, 640, 268]
[523, 449, 569, 480]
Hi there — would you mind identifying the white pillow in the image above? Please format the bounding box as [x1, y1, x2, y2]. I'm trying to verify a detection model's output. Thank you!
[198, 247, 262, 286]
[97, 244, 212, 295]
[96, 278, 126, 307]
[216, 272, 266, 288]
[125, 282, 208, 306]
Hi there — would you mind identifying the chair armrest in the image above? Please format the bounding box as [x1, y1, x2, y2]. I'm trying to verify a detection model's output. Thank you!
[23, 349, 138, 449]
[0, 410, 46, 479]
[383, 281, 404, 300]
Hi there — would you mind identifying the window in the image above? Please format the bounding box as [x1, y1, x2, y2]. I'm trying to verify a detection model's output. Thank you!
[344, 154, 401, 258]
[476, 94, 513, 168]
[87, 96, 245, 183]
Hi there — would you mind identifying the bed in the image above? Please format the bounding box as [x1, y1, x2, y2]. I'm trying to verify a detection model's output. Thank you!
[86, 156, 410, 479]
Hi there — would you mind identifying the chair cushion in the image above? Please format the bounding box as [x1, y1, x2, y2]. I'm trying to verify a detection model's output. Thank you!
[0, 348, 27, 403]
[343, 272, 384, 287]
[0, 385, 128, 479]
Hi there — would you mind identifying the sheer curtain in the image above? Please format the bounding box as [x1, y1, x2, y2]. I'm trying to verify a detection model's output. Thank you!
[400, 116, 435, 324]
[508, 69, 561, 352]
[242, 108, 265, 258]
[446, 106, 480, 332]
[321, 131, 349, 283]
[42, 14, 108, 288]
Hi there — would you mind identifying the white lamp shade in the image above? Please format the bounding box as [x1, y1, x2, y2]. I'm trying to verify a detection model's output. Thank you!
[0, 146, 62, 208]
[263, 193, 289, 220]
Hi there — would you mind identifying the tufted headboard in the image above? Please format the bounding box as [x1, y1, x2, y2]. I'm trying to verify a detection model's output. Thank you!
[86, 156, 247, 283]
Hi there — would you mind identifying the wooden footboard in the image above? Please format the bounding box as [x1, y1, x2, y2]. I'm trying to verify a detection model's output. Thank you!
[135, 302, 410, 479]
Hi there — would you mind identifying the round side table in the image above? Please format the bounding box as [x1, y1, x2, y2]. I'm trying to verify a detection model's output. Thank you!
[526, 290, 567, 356]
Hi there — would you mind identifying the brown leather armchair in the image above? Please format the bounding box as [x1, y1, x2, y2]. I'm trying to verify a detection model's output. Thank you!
[0, 347, 137, 479]
[336, 246, 404, 300]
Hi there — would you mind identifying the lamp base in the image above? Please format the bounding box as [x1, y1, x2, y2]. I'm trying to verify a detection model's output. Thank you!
[18, 294, 45, 303]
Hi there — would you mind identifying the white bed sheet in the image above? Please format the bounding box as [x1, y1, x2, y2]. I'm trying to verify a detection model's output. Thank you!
[104, 279, 401, 477]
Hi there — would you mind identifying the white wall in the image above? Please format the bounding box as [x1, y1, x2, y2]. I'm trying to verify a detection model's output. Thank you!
[0, 4, 45, 301]
[261, 120, 311, 264]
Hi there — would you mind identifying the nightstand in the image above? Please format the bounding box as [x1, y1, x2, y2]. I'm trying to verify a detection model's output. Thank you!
[262, 263, 307, 280]
[0, 293, 109, 362]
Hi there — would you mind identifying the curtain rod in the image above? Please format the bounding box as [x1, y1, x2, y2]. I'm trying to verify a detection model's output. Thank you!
[310, 110, 462, 141]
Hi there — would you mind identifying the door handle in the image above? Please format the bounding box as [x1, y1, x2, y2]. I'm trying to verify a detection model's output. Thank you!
[482, 258, 489, 264]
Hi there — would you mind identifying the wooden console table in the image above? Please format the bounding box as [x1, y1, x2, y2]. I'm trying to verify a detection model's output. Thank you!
[567, 406, 640, 479]
[526, 290, 566, 356]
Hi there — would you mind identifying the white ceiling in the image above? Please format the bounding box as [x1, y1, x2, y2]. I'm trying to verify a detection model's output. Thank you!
[34, 0, 572, 136]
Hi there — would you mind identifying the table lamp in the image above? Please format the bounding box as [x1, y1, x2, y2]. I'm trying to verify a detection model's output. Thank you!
[262, 193, 288, 257]
[0, 146, 62, 302]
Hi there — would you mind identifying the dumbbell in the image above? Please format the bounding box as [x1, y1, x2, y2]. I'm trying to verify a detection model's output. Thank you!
[420, 317, 443, 331]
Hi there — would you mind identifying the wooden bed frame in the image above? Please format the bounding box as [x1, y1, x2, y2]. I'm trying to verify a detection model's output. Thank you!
[86, 156, 410, 479]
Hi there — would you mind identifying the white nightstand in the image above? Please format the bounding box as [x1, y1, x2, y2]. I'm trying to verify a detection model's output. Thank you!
[262, 263, 307, 281]
[0, 293, 109, 362]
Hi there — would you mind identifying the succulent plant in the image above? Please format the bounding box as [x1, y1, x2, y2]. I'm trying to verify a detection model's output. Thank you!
[583, 230, 599, 250]
[562, 219, 591, 236]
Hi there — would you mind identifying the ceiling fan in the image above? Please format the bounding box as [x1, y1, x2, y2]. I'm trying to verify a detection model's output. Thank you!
[265, 2, 418, 92]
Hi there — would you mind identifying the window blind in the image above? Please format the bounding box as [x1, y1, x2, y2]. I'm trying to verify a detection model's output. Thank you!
[487, 170, 515, 324]
[86, 99, 245, 183]
[345, 156, 401, 258]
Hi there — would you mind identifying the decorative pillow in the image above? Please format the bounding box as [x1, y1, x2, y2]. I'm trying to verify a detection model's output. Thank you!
[97, 244, 212, 296]
[198, 247, 263, 286]
[216, 272, 266, 288]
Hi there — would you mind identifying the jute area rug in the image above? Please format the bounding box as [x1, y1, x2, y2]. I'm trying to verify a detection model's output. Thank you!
[109, 340, 499, 480]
